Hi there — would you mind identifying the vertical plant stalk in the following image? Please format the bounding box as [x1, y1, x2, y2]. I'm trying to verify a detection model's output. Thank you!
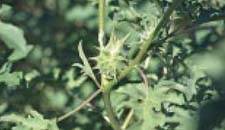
[103, 88, 122, 130]
[98, 0, 105, 49]
[98, 0, 122, 130]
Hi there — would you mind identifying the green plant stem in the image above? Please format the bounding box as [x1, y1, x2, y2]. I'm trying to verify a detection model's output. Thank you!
[98, 0, 105, 49]
[98, 0, 121, 129]
[103, 90, 122, 130]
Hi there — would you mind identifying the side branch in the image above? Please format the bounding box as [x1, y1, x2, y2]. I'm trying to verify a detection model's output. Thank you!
[57, 89, 101, 122]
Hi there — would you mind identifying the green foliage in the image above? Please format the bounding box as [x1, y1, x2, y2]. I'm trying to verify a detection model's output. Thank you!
[0, 110, 59, 130]
[0, 0, 225, 130]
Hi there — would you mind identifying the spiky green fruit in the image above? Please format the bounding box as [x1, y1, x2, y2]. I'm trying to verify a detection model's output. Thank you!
[93, 32, 129, 80]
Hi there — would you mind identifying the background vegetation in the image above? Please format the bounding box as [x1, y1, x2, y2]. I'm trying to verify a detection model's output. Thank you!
[0, 0, 225, 130]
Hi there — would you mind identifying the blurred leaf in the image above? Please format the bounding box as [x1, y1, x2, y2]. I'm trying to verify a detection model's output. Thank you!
[65, 5, 97, 28]
[0, 4, 12, 18]
[44, 88, 68, 110]
[66, 5, 96, 22]
[62, 68, 88, 90]
[187, 53, 225, 78]
[0, 103, 8, 114]
[0, 63, 22, 87]
[0, 21, 33, 61]
[0, 71, 22, 87]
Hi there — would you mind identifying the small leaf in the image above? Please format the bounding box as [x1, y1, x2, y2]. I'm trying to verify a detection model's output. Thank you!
[73, 41, 98, 84]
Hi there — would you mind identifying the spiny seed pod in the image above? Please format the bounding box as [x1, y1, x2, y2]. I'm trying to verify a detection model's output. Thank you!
[93, 32, 129, 80]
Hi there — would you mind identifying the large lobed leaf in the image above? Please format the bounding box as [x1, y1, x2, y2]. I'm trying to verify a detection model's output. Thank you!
[112, 78, 217, 130]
